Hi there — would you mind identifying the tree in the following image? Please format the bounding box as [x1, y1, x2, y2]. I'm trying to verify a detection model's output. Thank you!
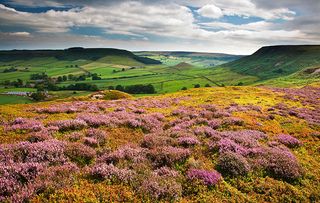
[124, 84, 156, 94]
[194, 84, 200, 88]
[115, 85, 125, 92]
[237, 82, 244, 86]
[205, 84, 211, 87]
[62, 75, 68, 81]
[181, 87, 187, 90]
[108, 86, 115, 90]
[76, 75, 86, 81]
[30, 91, 47, 101]
[91, 73, 102, 80]
[68, 74, 74, 80]
[57, 76, 63, 82]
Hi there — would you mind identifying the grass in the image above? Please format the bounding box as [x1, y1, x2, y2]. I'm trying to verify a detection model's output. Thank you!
[0, 46, 319, 104]
[0, 95, 33, 104]
[223, 45, 320, 81]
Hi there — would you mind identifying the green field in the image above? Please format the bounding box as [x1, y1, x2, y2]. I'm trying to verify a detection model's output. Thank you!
[0, 95, 33, 104]
[0, 46, 319, 104]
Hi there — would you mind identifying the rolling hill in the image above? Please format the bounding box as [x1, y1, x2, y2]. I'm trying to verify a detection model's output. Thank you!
[135, 51, 242, 67]
[222, 45, 320, 81]
[0, 47, 161, 64]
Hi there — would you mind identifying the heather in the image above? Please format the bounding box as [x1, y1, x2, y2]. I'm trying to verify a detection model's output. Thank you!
[0, 86, 319, 202]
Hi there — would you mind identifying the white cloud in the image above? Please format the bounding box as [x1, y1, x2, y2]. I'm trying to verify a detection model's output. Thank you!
[196, 0, 296, 20]
[201, 21, 274, 31]
[198, 4, 223, 19]
[0, 1, 319, 54]
[8, 32, 31, 36]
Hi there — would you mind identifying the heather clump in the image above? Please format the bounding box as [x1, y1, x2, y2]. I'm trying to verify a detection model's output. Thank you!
[177, 136, 200, 147]
[50, 119, 87, 131]
[194, 126, 220, 139]
[139, 173, 182, 201]
[277, 134, 302, 148]
[186, 169, 221, 186]
[98, 145, 146, 164]
[89, 163, 135, 184]
[77, 114, 111, 127]
[3, 140, 66, 164]
[65, 142, 96, 166]
[85, 128, 108, 146]
[147, 146, 190, 167]
[36, 105, 79, 114]
[264, 147, 303, 181]
[27, 130, 52, 143]
[7, 117, 43, 132]
[217, 152, 251, 177]
[141, 134, 175, 148]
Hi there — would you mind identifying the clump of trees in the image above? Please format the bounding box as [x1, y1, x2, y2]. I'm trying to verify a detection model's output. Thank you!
[46, 83, 99, 91]
[30, 73, 49, 80]
[91, 73, 102, 80]
[108, 84, 156, 94]
[3, 67, 17, 73]
[3, 79, 24, 87]
[30, 91, 47, 101]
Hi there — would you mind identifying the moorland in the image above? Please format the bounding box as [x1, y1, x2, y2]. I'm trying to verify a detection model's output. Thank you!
[0, 45, 319, 202]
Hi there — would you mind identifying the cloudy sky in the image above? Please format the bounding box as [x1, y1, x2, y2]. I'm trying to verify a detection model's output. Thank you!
[0, 0, 319, 54]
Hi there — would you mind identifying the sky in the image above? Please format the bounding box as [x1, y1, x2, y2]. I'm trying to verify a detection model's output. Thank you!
[0, 0, 319, 54]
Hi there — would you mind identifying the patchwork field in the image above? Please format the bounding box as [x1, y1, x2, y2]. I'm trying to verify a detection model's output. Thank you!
[1, 46, 319, 104]
[0, 85, 319, 202]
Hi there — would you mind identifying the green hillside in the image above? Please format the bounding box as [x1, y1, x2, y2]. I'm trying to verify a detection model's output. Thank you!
[0, 47, 161, 64]
[222, 45, 320, 81]
[135, 51, 242, 67]
[1, 46, 319, 105]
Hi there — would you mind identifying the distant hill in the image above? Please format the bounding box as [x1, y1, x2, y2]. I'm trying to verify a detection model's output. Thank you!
[171, 62, 194, 70]
[223, 45, 320, 81]
[0, 47, 161, 65]
[135, 51, 242, 67]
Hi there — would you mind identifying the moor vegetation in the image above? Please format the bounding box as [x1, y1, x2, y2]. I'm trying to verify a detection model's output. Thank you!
[0, 85, 319, 202]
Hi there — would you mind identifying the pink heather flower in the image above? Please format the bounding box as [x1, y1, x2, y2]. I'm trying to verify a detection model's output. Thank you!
[194, 126, 220, 140]
[98, 145, 146, 164]
[65, 142, 96, 166]
[27, 130, 52, 143]
[153, 167, 180, 177]
[86, 128, 107, 145]
[217, 152, 251, 177]
[7, 118, 43, 132]
[223, 117, 245, 126]
[277, 134, 302, 148]
[50, 119, 87, 131]
[177, 136, 200, 147]
[147, 146, 191, 167]
[186, 169, 221, 186]
[265, 147, 303, 181]
[90, 163, 135, 183]
[36, 105, 79, 114]
[67, 132, 83, 142]
[5, 140, 67, 164]
[77, 114, 111, 127]
[139, 173, 182, 201]
[218, 138, 249, 156]
[141, 135, 175, 149]
[83, 137, 98, 147]
[208, 119, 222, 129]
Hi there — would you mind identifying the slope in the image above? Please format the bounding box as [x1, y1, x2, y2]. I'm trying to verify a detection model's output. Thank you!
[222, 45, 320, 81]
